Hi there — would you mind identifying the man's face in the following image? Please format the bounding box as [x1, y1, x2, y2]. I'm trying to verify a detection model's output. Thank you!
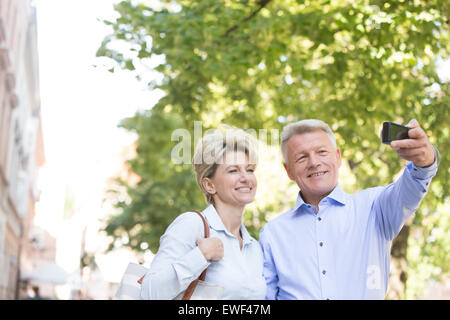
[283, 130, 342, 205]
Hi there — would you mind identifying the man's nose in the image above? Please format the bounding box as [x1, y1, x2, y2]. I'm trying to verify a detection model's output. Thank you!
[307, 154, 320, 168]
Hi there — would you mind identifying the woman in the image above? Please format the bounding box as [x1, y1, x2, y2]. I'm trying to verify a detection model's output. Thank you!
[140, 126, 266, 299]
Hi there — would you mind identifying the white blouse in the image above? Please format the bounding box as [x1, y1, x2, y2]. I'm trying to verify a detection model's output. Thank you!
[140, 204, 267, 300]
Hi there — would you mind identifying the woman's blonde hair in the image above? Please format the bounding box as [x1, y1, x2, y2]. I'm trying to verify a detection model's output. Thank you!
[192, 125, 258, 204]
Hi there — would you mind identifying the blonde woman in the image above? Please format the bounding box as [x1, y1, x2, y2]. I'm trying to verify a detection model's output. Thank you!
[140, 126, 266, 299]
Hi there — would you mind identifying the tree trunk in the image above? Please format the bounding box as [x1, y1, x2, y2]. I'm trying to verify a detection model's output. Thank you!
[386, 220, 411, 299]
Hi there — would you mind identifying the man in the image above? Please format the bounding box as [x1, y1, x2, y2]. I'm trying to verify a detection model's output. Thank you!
[259, 119, 439, 299]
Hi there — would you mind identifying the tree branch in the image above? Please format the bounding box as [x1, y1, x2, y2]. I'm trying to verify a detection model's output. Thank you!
[222, 0, 272, 38]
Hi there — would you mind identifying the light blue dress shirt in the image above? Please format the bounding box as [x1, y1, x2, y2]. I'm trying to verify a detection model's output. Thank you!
[259, 160, 438, 300]
[140, 204, 267, 300]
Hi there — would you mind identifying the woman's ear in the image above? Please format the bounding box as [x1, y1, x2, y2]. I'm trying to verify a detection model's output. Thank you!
[202, 177, 216, 195]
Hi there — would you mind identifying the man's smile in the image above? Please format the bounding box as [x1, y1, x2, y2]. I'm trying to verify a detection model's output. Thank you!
[307, 170, 328, 178]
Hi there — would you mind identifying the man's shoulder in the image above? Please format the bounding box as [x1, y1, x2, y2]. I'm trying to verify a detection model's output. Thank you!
[345, 186, 386, 203]
[260, 208, 295, 234]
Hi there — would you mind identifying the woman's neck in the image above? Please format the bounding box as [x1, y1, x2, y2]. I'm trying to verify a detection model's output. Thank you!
[213, 201, 244, 236]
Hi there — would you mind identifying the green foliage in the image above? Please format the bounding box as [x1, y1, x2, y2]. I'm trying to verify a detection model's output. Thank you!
[406, 202, 450, 298]
[98, 0, 449, 296]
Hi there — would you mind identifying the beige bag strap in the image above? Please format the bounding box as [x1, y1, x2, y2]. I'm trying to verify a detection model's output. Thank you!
[137, 210, 210, 300]
[181, 210, 209, 300]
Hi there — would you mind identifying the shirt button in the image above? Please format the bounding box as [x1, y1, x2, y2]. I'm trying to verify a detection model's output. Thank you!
[319, 242, 323, 247]
[318, 217, 322, 221]
[322, 270, 326, 275]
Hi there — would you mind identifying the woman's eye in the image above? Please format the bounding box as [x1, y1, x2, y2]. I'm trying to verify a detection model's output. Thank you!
[229, 169, 237, 173]
[247, 169, 254, 172]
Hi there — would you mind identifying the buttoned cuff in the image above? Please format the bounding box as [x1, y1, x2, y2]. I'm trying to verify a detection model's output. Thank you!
[410, 145, 439, 180]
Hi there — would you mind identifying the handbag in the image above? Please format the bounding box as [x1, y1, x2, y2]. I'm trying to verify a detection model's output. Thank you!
[114, 210, 223, 300]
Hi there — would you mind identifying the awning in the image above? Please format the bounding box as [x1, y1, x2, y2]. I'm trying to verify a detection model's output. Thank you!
[22, 262, 69, 285]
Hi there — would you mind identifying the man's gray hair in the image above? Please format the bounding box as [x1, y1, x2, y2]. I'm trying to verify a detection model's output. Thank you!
[280, 119, 337, 163]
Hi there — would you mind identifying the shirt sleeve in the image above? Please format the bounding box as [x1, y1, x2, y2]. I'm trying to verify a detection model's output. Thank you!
[140, 212, 210, 300]
[373, 148, 439, 241]
[259, 225, 279, 300]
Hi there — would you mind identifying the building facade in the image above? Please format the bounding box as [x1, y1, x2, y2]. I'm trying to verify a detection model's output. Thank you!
[0, 0, 45, 299]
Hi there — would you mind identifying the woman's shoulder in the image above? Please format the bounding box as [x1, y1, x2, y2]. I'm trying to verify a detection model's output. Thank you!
[173, 210, 205, 224]
[165, 210, 206, 236]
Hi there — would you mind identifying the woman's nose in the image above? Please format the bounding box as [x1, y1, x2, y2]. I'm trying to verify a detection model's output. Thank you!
[239, 170, 250, 181]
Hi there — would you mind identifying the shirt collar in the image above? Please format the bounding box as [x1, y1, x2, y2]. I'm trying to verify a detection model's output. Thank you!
[202, 204, 254, 246]
[203, 204, 226, 232]
[293, 184, 347, 213]
[327, 184, 347, 206]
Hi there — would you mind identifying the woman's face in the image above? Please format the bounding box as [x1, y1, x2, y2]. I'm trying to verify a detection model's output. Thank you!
[204, 150, 257, 208]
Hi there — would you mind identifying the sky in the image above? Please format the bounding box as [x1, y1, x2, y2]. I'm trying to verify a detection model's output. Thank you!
[32, 0, 160, 287]
[34, 0, 154, 224]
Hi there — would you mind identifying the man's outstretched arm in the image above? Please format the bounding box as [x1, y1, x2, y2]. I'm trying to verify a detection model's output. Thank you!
[374, 119, 439, 240]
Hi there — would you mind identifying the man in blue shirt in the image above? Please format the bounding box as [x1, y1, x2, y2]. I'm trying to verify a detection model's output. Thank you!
[259, 119, 439, 299]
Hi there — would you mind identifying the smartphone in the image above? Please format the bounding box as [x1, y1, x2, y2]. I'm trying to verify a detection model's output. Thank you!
[381, 122, 410, 145]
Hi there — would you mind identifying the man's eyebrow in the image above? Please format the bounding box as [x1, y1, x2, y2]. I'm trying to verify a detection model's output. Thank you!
[294, 152, 307, 157]
[294, 145, 328, 156]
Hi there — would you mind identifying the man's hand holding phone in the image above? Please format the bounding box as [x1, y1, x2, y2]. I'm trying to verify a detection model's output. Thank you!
[390, 119, 435, 168]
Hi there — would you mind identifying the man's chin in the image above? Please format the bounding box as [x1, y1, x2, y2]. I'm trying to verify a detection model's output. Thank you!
[300, 186, 335, 200]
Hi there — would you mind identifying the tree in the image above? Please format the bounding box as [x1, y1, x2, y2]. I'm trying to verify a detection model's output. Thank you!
[97, 0, 449, 299]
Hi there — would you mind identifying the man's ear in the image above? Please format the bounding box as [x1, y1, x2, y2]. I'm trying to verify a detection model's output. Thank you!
[336, 148, 342, 168]
[283, 162, 295, 181]
[202, 177, 216, 195]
